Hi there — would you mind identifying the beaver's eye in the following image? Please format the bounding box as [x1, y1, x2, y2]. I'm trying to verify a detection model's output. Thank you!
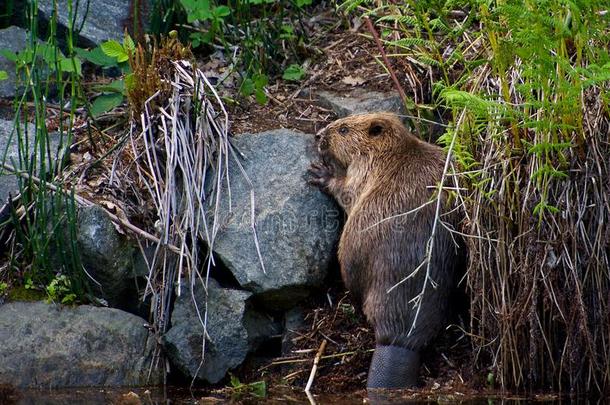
[338, 126, 349, 135]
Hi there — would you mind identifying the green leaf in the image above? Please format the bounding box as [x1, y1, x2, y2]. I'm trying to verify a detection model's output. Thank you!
[533, 200, 560, 216]
[531, 164, 568, 180]
[180, 0, 212, 21]
[61, 293, 77, 304]
[90, 93, 124, 117]
[280, 25, 295, 40]
[0, 71, 7, 81]
[123, 35, 136, 53]
[100, 40, 128, 63]
[240, 78, 255, 96]
[249, 381, 266, 398]
[254, 88, 267, 105]
[93, 79, 125, 93]
[58, 57, 82, 75]
[13, 49, 34, 66]
[74, 46, 118, 67]
[213, 5, 230, 18]
[282, 64, 306, 81]
[253, 73, 268, 88]
[229, 374, 241, 388]
[38, 43, 64, 64]
[189, 32, 214, 47]
[295, 0, 312, 6]
[0, 49, 18, 62]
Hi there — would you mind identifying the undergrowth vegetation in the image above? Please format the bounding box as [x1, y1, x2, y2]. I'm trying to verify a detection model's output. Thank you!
[343, 0, 610, 394]
[1, 0, 90, 304]
[152, 0, 313, 103]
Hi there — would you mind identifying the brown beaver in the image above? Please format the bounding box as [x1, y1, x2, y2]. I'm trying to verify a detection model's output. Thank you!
[308, 112, 461, 389]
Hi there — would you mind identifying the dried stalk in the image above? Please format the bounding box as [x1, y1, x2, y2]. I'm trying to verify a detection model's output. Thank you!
[305, 339, 328, 393]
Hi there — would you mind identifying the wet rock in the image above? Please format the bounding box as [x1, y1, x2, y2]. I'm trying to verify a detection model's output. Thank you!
[0, 301, 160, 388]
[0, 26, 28, 99]
[37, 0, 151, 46]
[76, 205, 137, 307]
[164, 279, 278, 384]
[317, 89, 407, 118]
[209, 129, 341, 307]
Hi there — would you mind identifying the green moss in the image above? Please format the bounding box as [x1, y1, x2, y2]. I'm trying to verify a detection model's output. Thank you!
[7, 286, 46, 302]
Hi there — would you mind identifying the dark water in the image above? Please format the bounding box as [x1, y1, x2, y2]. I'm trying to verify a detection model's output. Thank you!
[3, 386, 605, 405]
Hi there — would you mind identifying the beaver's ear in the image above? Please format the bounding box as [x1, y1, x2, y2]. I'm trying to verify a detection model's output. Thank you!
[368, 119, 385, 136]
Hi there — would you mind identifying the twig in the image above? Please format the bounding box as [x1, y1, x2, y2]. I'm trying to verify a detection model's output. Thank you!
[284, 370, 305, 380]
[364, 17, 420, 136]
[406, 109, 465, 336]
[305, 339, 327, 394]
[305, 390, 317, 405]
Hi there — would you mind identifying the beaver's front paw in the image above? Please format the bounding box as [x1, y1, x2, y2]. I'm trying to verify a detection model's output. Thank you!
[307, 161, 335, 191]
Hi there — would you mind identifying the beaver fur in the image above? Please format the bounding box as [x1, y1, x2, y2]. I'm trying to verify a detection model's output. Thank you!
[309, 112, 461, 388]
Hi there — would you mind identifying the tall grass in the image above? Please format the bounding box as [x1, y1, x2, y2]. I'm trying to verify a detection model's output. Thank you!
[342, 0, 610, 393]
[1, 0, 89, 302]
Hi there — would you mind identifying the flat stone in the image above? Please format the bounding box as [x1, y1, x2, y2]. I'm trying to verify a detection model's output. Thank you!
[0, 301, 160, 387]
[317, 89, 407, 118]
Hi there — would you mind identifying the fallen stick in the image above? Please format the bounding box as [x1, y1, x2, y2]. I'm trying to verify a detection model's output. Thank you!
[260, 347, 375, 370]
[305, 339, 327, 394]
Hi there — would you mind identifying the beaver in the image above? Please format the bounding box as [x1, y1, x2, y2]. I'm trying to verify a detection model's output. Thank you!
[308, 112, 461, 389]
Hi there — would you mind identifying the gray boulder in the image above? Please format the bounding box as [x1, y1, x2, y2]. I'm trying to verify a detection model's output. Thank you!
[37, 0, 151, 46]
[164, 278, 278, 384]
[209, 129, 341, 307]
[0, 301, 160, 387]
[76, 205, 137, 307]
[317, 89, 407, 118]
[0, 26, 28, 99]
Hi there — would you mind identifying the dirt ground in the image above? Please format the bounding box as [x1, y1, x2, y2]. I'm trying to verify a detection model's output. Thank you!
[226, 9, 398, 137]
[238, 287, 480, 401]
